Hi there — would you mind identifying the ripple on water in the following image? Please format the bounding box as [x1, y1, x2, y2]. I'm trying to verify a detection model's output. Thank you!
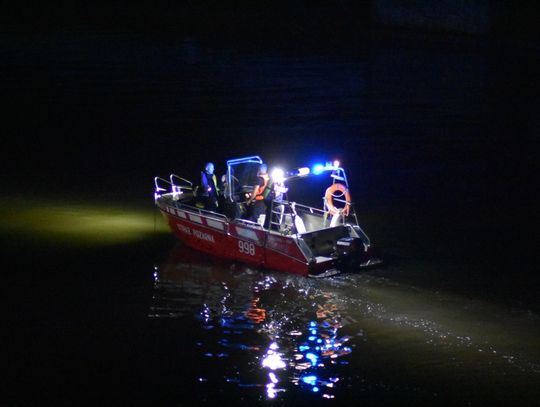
[148, 246, 540, 403]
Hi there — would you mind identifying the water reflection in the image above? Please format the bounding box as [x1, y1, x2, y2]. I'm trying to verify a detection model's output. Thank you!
[150, 244, 359, 401]
[150, 244, 540, 403]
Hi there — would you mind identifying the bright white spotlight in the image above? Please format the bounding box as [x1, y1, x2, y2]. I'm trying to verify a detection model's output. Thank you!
[297, 167, 310, 176]
[271, 168, 285, 183]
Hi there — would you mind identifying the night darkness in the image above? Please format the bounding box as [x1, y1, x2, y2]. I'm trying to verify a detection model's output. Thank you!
[3, 1, 540, 405]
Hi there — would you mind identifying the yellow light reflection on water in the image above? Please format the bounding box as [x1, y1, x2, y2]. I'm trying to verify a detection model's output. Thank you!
[0, 197, 169, 246]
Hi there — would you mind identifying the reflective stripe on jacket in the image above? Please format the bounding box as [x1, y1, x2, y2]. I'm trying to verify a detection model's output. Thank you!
[254, 173, 270, 201]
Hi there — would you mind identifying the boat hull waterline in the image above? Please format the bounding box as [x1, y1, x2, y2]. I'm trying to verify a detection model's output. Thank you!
[156, 197, 381, 278]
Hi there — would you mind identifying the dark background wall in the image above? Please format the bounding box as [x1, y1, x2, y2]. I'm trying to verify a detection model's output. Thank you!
[2, 1, 539, 43]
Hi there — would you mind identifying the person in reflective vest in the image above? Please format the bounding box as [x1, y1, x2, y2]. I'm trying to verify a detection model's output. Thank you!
[200, 162, 220, 211]
[246, 163, 272, 224]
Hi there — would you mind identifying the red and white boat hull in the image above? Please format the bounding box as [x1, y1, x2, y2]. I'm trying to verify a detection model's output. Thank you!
[159, 202, 311, 276]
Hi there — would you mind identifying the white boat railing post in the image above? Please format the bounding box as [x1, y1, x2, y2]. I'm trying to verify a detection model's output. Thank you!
[154, 176, 171, 200]
[169, 174, 193, 201]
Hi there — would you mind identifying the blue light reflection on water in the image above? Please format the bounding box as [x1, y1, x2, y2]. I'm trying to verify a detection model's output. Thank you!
[149, 244, 540, 404]
[290, 316, 353, 399]
[149, 248, 356, 402]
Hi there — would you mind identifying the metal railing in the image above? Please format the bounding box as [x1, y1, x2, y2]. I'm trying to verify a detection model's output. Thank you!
[170, 174, 193, 193]
[323, 194, 361, 226]
[155, 174, 192, 199]
[154, 176, 172, 200]
[233, 218, 264, 229]
[156, 173, 367, 239]
[267, 199, 360, 235]
[155, 174, 228, 222]
[176, 201, 229, 222]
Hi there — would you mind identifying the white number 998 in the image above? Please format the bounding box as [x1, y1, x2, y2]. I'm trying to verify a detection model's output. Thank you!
[238, 240, 255, 256]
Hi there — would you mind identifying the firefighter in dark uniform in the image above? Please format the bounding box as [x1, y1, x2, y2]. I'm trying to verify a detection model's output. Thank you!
[200, 162, 220, 211]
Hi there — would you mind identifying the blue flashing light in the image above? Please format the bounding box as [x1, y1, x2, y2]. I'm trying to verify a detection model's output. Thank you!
[312, 162, 340, 175]
[310, 329, 317, 335]
[308, 336, 316, 341]
[302, 375, 318, 386]
[312, 386, 320, 392]
[299, 345, 310, 352]
[312, 164, 325, 175]
[310, 321, 317, 327]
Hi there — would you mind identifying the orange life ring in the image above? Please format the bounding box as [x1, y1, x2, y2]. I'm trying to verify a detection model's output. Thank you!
[325, 183, 351, 216]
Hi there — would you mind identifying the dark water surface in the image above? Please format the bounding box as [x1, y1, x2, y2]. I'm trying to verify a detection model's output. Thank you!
[3, 28, 539, 405]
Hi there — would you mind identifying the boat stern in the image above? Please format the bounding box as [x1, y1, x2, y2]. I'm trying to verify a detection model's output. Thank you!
[306, 236, 382, 277]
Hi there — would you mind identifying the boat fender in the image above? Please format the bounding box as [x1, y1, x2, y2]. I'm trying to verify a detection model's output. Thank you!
[325, 183, 351, 216]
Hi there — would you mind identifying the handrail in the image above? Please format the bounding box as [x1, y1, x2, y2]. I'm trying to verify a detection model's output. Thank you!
[170, 174, 193, 189]
[154, 176, 172, 200]
[284, 200, 327, 217]
[156, 170, 362, 235]
[233, 218, 264, 229]
[175, 201, 228, 222]
[154, 176, 171, 190]
[351, 224, 371, 246]
[170, 174, 193, 198]
[226, 156, 263, 166]
[266, 199, 360, 233]
[330, 167, 349, 186]
[325, 195, 361, 227]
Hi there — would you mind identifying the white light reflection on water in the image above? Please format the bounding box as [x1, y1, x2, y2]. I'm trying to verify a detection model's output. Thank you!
[262, 342, 286, 370]
[150, 245, 540, 403]
[261, 342, 286, 398]
[150, 246, 356, 401]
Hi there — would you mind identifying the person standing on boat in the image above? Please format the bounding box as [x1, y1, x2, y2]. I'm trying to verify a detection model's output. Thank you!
[246, 163, 272, 224]
[200, 162, 220, 211]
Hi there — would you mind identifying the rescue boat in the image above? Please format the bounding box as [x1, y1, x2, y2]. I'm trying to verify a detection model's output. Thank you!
[154, 156, 382, 278]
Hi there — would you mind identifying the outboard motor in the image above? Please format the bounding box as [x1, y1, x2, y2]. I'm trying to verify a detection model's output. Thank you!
[335, 236, 361, 256]
[335, 236, 382, 269]
[335, 236, 367, 267]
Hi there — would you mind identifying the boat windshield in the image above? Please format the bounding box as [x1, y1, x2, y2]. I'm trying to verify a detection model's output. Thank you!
[226, 156, 263, 202]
